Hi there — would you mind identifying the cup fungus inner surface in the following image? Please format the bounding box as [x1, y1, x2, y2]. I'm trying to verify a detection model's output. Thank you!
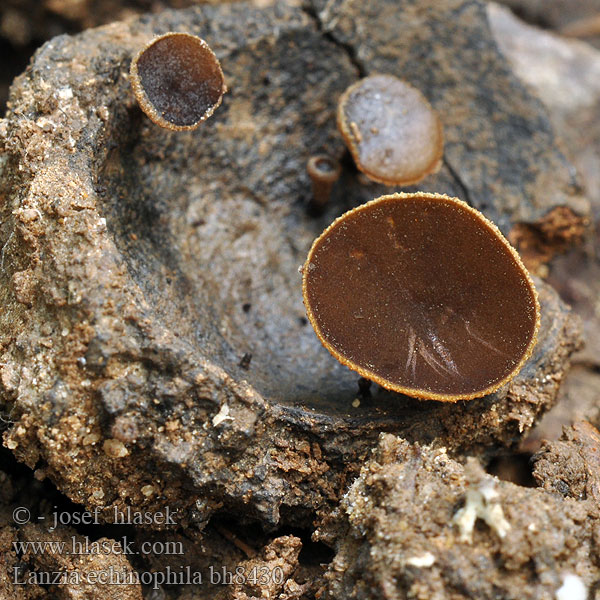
[338, 74, 443, 186]
[134, 33, 224, 128]
[302, 193, 539, 401]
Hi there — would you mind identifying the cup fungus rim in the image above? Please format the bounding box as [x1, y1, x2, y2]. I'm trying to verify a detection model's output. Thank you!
[307, 155, 342, 186]
[130, 31, 227, 132]
[301, 192, 541, 402]
[336, 75, 444, 186]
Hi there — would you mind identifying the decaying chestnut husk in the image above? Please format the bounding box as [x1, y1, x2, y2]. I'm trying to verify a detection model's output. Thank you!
[0, 0, 584, 548]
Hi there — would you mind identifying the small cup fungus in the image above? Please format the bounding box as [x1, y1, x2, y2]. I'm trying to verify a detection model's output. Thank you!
[302, 192, 540, 402]
[307, 155, 342, 212]
[337, 74, 443, 186]
[130, 32, 226, 131]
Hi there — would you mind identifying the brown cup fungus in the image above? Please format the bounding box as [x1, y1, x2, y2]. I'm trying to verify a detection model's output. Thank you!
[307, 155, 342, 211]
[130, 32, 226, 131]
[337, 74, 443, 186]
[302, 192, 540, 402]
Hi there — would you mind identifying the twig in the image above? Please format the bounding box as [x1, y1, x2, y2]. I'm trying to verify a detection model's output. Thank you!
[214, 524, 257, 558]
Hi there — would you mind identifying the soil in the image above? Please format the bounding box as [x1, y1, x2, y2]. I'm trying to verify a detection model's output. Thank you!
[318, 432, 600, 600]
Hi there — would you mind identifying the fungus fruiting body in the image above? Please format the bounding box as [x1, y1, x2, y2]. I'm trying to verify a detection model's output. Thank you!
[130, 32, 226, 131]
[302, 192, 540, 402]
[307, 155, 342, 212]
[337, 74, 443, 186]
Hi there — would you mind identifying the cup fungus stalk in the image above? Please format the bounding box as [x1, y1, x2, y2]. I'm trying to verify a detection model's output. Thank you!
[307, 155, 342, 212]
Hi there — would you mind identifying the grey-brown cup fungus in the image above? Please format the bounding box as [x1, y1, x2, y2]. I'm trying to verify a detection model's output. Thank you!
[302, 192, 540, 402]
[307, 155, 342, 211]
[130, 32, 226, 131]
[337, 74, 443, 185]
